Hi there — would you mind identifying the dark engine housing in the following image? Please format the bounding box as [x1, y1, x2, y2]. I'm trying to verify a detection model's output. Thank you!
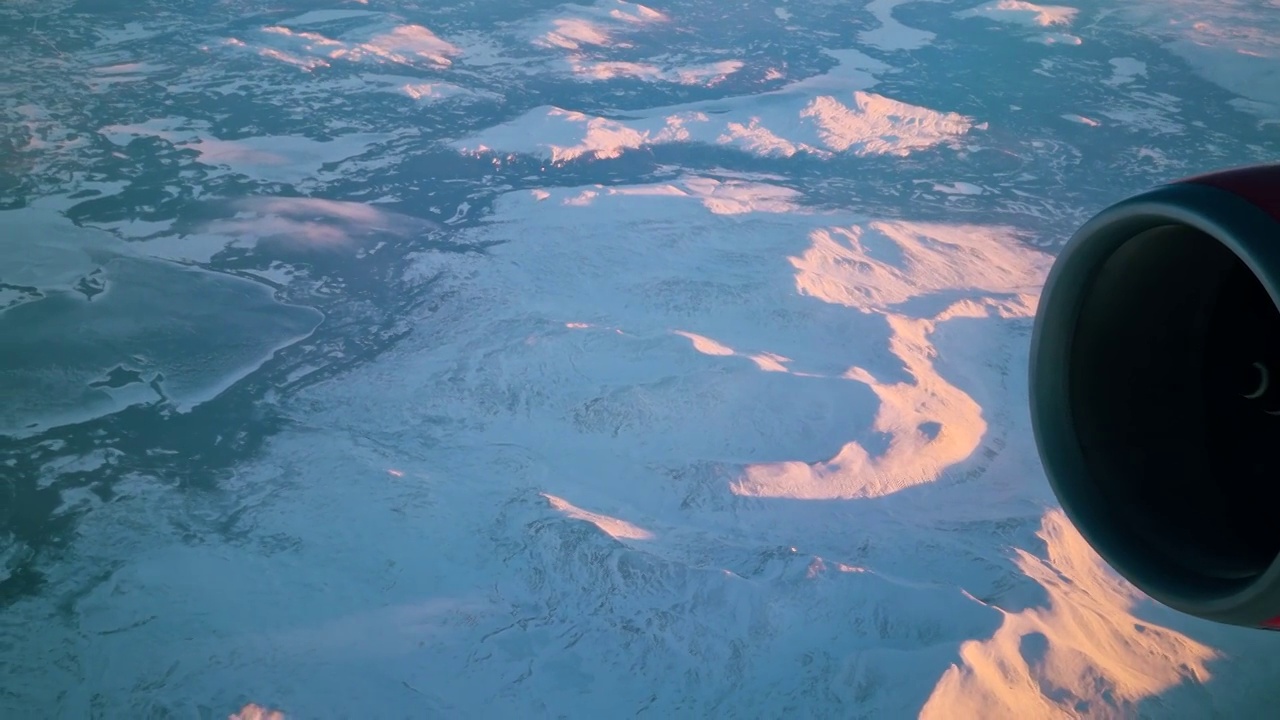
[1030, 164, 1280, 629]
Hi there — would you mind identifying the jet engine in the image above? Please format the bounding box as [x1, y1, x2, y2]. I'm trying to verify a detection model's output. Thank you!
[1030, 163, 1280, 629]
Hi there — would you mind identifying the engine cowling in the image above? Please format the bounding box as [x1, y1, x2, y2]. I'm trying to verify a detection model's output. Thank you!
[1030, 163, 1280, 629]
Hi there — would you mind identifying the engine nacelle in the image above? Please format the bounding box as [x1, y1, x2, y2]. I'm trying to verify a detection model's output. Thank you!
[1030, 163, 1280, 629]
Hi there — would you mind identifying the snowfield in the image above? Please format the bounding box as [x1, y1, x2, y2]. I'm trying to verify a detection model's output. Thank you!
[2, 0, 1280, 717]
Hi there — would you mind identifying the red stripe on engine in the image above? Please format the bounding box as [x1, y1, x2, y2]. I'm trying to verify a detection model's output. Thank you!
[1179, 164, 1280, 223]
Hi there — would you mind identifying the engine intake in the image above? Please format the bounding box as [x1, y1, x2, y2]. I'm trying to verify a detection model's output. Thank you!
[1030, 164, 1280, 629]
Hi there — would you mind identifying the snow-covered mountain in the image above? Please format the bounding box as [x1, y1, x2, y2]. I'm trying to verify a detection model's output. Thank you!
[2, 0, 1278, 717]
